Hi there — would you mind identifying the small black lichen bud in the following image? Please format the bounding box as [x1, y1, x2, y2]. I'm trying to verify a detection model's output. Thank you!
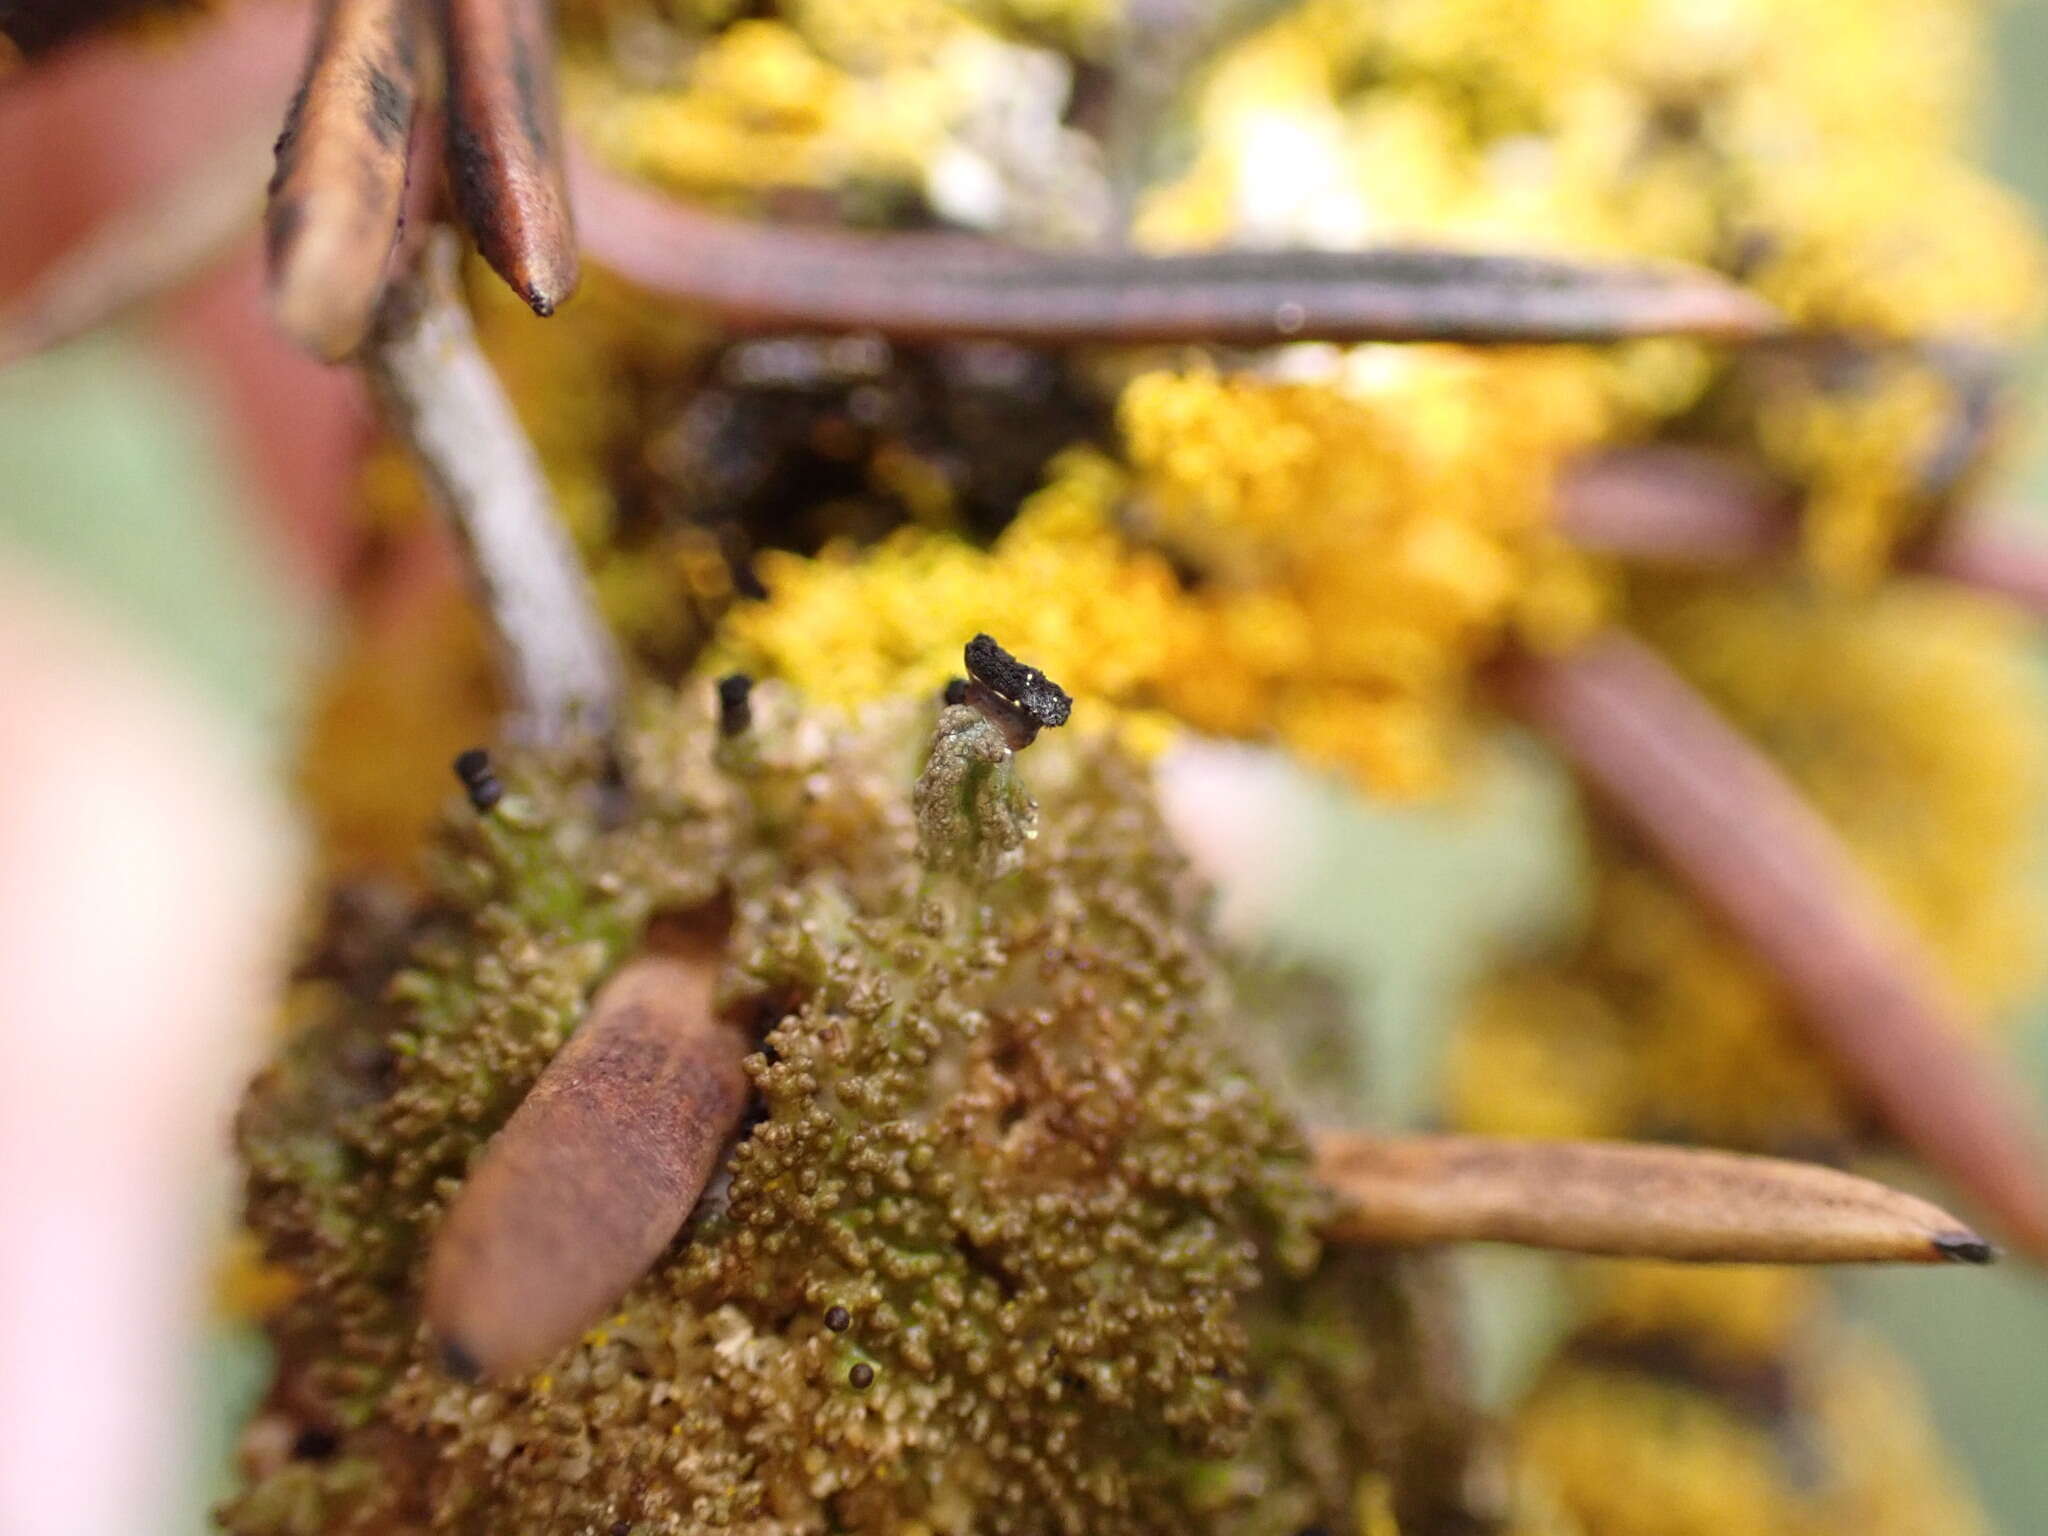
[825, 1305, 852, 1332]
[439, 1336, 485, 1382]
[848, 1362, 876, 1390]
[716, 673, 754, 737]
[964, 633, 1071, 729]
[942, 677, 969, 707]
[452, 748, 503, 813]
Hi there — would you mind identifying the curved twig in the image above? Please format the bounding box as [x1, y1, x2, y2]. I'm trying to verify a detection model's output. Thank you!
[1916, 520, 2048, 612]
[363, 230, 621, 746]
[1553, 445, 1796, 568]
[1556, 443, 2048, 615]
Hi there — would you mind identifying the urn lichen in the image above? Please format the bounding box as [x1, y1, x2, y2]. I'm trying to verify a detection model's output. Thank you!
[225, 676, 1474, 1535]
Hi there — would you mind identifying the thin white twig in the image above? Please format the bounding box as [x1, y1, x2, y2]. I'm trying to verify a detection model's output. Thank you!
[364, 231, 622, 746]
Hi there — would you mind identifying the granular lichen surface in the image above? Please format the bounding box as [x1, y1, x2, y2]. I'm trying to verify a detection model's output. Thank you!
[226, 682, 1464, 1536]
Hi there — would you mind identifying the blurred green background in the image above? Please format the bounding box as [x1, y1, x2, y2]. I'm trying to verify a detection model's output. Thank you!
[5, 8, 2048, 1531]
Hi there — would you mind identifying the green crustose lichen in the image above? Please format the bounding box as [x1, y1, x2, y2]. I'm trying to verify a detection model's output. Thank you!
[226, 678, 1477, 1536]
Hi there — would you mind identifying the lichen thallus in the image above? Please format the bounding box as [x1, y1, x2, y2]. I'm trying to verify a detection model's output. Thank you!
[417, 633, 1993, 1390]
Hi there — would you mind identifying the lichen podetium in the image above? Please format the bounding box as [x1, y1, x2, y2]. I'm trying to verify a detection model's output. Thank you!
[226, 676, 1484, 1536]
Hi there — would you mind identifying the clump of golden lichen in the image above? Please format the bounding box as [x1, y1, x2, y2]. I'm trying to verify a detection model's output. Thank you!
[564, 0, 1111, 239]
[1512, 1265, 1988, 1536]
[1450, 576, 2045, 1154]
[387, 0, 2031, 814]
[1129, 0, 2040, 583]
[717, 351, 1619, 795]
[227, 680, 1483, 1536]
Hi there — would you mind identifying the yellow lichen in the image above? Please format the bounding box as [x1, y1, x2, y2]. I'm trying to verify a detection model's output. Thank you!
[1514, 1286, 1988, 1536]
[1134, 0, 2043, 576]
[1453, 577, 2044, 1151]
[719, 352, 1618, 795]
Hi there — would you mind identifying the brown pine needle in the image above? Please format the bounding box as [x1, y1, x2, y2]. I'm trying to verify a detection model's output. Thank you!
[364, 232, 620, 745]
[0, 0, 189, 59]
[423, 951, 751, 1382]
[1919, 520, 2048, 613]
[0, 118, 270, 369]
[266, 0, 424, 362]
[442, 0, 577, 315]
[1314, 1132, 1994, 1265]
[1555, 443, 2048, 614]
[1553, 445, 1796, 568]
[1493, 634, 2048, 1262]
[570, 151, 1780, 347]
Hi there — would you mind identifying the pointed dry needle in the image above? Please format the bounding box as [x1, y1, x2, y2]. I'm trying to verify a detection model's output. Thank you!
[570, 151, 1780, 347]
[266, 0, 424, 361]
[424, 952, 750, 1381]
[1315, 1132, 1994, 1264]
[441, 0, 578, 315]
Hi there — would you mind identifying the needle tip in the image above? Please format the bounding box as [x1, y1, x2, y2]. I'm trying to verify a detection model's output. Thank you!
[517, 251, 579, 317]
[1933, 1232, 1998, 1265]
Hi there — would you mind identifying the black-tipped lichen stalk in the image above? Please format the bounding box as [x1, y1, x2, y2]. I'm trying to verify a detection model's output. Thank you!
[915, 634, 1074, 885]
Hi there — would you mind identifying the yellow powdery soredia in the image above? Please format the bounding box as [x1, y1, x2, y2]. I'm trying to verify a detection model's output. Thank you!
[720, 350, 1616, 797]
[1135, 0, 2044, 579]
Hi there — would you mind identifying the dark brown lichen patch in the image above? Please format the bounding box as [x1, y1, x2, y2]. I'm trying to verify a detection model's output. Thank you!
[225, 682, 1458, 1536]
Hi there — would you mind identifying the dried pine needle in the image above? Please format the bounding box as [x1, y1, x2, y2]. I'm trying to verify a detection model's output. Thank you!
[423, 949, 751, 1381]
[1495, 634, 2048, 1262]
[442, 0, 578, 315]
[1314, 1132, 1994, 1265]
[571, 151, 1780, 347]
[266, 0, 423, 362]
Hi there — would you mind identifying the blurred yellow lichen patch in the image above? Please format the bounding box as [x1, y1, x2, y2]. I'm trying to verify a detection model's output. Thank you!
[1638, 578, 2046, 1013]
[718, 350, 1619, 795]
[571, 21, 871, 198]
[215, 1230, 300, 1323]
[1579, 1263, 1819, 1367]
[1452, 577, 2045, 1151]
[568, 1, 1104, 236]
[295, 579, 500, 879]
[1132, 0, 2043, 577]
[1513, 1272, 1988, 1536]
[1753, 358, 1954, 588]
